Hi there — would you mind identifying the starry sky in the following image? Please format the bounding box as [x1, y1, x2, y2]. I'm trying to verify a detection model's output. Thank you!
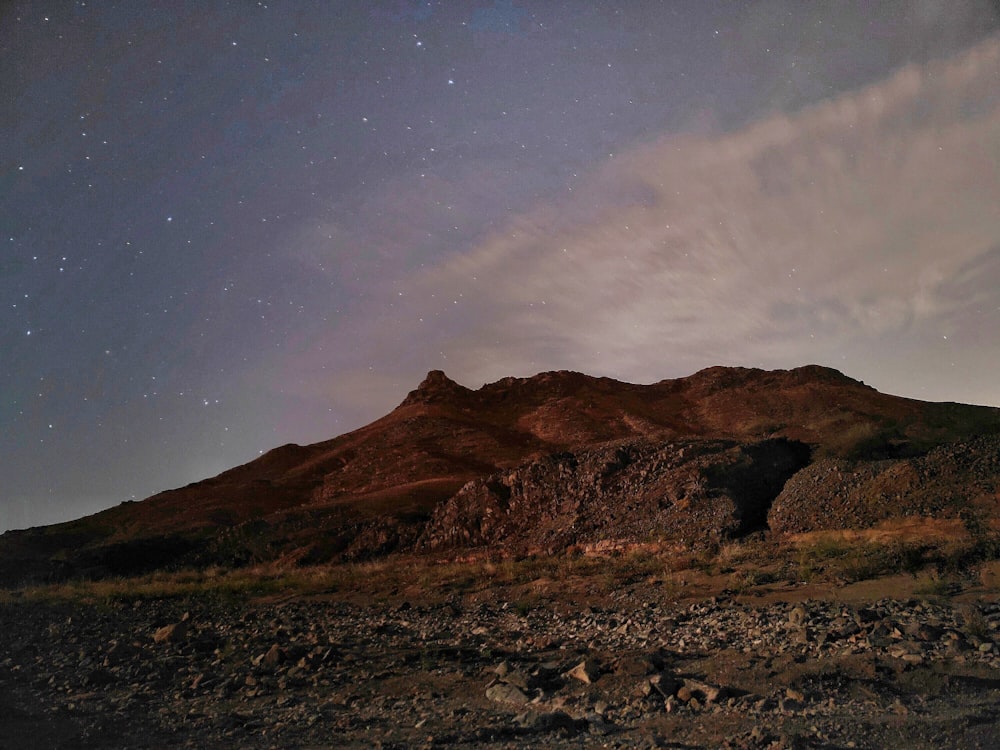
[3, 1, 1000, 532]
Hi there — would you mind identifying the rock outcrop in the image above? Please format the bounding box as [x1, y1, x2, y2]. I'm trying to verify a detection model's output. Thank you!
[769, 435, 1000, 534]
[420, 438, 811, 554]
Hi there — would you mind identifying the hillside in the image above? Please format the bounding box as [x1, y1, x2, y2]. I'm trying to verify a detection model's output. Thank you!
[1, 365, 998, 584]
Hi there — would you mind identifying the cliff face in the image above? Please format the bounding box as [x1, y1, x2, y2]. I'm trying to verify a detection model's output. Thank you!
[1, 365, 999, 583]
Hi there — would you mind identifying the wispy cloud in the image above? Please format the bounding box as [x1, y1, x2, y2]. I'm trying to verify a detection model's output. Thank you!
[298, 36, 1000, 420]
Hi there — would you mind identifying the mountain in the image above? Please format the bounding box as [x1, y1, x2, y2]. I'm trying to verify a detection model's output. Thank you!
[2, 365, 999, 585]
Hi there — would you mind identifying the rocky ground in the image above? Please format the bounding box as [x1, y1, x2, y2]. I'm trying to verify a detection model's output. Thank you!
[4, 567, 1000, 749]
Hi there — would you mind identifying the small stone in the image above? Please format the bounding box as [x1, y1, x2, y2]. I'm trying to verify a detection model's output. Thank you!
[681, 678, 724, 704]
[915, 623, 944, 641]
[586, 713, 613, 735]
[789, 605, 808, 627]
[634, 680, 653, 698]
[152, 620, 188, 644]
[513, 709, 580, 731]
[567, 658, 600, 684]
[486, 683, 530, 705]
[651, 672, 680, 698]
[262, 644, 284, 668]
[501, 669, 530, 690]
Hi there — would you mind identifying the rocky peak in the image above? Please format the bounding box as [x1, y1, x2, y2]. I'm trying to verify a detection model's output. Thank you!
[787, 364, 864, 385]
[400, 370, 472, 406]
[480, 369, 599, 400]
[685, 364, 864, 394]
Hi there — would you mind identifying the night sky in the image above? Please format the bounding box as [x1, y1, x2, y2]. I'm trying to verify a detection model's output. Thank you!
[4, 1, 1000, 532]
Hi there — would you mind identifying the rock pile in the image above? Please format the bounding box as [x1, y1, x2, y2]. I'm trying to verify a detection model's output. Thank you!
[770, 434, 1000, 534]
[3, 589, 1000, 748]
[420, 438, 810, 554]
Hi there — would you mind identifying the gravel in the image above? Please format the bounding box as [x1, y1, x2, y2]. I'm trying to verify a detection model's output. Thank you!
[3, 589, 1000, 748]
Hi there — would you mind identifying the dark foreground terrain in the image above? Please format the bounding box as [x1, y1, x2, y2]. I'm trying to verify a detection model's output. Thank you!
[4, 548, 1000, 749]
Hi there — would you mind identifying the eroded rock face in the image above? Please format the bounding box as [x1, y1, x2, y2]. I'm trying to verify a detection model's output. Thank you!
[419, 438, 811, 554]
[769, 435, 1000, 534]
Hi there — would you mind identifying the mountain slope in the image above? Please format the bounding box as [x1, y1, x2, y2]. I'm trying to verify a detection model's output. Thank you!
[1, 365, 998, 584]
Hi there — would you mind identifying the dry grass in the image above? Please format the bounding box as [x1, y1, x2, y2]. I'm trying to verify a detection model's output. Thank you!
[0, 551, 662, 606]
[0, 564, 329, 605]
[5, 522, 1000, 607]
[786, 517, 1000, 587]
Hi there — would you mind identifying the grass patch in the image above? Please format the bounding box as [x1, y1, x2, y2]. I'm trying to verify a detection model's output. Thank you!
[8, 527, 999, 608]
[792, 527, 1000, 586]
[793, 537, 932, 584]
[512, 598, 534, 617]
[0, 560, 434, 606]
[913, 573, 951, 599]
[0, 551, 667, 607]
[727, 568, 778, 593]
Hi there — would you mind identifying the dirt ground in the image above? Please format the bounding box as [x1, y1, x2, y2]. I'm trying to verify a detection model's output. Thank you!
[3, 549, 1000, 749]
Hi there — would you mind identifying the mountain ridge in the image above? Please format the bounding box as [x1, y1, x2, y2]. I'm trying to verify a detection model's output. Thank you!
[2, 364, 998, 584]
